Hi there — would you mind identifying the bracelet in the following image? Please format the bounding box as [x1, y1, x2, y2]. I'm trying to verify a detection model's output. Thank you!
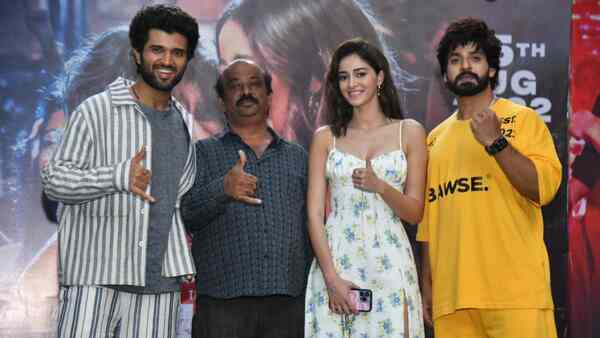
[485, 135, 508, 155]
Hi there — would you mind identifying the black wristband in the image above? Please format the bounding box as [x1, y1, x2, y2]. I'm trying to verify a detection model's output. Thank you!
[485, 135, 508, 155]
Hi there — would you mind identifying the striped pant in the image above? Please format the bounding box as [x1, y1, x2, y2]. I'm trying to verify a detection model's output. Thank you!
[57, 286, 180, 338]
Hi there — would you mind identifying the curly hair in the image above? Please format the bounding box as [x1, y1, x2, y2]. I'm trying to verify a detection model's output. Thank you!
[325, 38, 403, 137]
[129, 4, 199, 60]
[436, 17, 501, 88]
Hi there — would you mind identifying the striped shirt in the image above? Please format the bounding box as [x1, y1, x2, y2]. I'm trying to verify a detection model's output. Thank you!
[41, 77, 196, 286]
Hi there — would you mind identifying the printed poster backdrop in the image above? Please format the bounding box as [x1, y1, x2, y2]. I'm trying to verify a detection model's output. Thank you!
[0, 0, 569, 337]
[569, 2, 600, 338]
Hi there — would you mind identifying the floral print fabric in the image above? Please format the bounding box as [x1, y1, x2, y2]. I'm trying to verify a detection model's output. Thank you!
[305, 147, 424, 338]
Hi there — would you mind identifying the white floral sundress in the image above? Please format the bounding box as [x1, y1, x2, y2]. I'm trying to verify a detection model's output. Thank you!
[305, 122, 424, 338]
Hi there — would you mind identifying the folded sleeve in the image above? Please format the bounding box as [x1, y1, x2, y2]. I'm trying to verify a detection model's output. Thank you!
[515, 109, 562, 206]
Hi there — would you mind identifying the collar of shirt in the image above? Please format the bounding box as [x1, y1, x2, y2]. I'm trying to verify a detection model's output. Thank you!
[218, 123, 285, 152]
[107, 77, 186, 114]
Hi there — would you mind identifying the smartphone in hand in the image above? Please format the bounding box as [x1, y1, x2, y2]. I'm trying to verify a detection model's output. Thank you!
[349, 288, 372, 312]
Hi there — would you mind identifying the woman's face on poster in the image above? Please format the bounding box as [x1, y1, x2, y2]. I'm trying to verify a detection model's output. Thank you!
[218, 19, 293, 138]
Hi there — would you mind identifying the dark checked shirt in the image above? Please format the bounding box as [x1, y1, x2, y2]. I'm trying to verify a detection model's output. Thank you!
[181, 127, 311, 299]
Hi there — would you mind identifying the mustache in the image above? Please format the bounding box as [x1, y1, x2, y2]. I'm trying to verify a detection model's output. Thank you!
[236, 94, 259, 106]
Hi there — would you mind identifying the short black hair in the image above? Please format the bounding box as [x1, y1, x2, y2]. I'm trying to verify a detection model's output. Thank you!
[129, 4, 199, 60]
[436, 17, 501, 88]
[214, 59, 273, 99]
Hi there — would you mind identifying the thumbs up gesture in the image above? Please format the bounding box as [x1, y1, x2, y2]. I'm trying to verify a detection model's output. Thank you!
[224, 150, 261, 204]
[351, 153, 384, 193]
[129, 146, 156, 203]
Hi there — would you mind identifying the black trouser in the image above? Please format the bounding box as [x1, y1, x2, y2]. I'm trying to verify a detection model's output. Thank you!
[193, 295, 304, 338]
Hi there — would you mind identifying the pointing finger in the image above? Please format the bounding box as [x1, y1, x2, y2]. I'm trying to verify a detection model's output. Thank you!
[132, 186, 156, 203]
[238, 196, 262, 205]
[143, 192, 157, 203]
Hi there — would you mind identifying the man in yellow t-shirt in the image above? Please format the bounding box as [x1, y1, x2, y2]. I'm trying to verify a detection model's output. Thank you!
[417, 18, 562, 338]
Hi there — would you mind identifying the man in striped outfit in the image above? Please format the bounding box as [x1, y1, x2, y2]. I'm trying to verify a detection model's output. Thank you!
[41, 5, 199, 338]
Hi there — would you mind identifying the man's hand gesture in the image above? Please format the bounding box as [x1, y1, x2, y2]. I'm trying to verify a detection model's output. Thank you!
[224, 150, 262, 204]
[470, 108, 502, 146]
[129, 146, 156, 203]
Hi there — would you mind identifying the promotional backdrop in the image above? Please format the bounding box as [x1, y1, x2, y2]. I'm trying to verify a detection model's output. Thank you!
[0, 0, 570, 337]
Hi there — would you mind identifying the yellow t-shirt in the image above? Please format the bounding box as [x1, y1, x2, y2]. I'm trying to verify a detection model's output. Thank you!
[417, 98, 562, 319]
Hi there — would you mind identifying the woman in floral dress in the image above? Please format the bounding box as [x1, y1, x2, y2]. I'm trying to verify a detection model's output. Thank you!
[305, 38, 427, 337]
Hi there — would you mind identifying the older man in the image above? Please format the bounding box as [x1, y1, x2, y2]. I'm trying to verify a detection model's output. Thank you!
[181, 59, 311, 338]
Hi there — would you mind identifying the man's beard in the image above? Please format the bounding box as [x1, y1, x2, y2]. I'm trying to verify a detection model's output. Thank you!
[137, 58, 186, 92]
[446, 71, 490, 97]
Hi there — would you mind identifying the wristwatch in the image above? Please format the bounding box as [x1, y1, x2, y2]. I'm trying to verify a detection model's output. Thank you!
[485, 135, 508, 155]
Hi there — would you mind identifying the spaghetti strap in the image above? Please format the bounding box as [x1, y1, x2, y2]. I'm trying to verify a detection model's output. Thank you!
[326, 126, 336, 153]
[305, 119, 423, 338]
[331, 131, 336, 150]
[398, 120, 404, 150]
